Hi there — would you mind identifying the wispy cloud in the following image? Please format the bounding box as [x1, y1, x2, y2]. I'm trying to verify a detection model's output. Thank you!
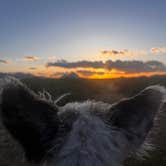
[0, 59, 10, 64]
[151, 47, 166, 54]
[101, 46, 166, 56]
[101, 49, 147, 56]
[46, 59, 166, 73]
[23, 56, 39, 62]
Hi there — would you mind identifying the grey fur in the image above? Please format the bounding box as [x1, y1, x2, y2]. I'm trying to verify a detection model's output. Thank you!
[54, 113, 131, 166]
[0, 77, 165, 166]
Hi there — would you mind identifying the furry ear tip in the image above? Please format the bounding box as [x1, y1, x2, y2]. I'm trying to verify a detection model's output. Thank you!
[0, 76, 25, 93]
[143, 85, 166, 101]
[145, 85, 166, 93]
[0, 76, 22, 88]
[0, 77, 26, 103]
[5, 76, 22, 85]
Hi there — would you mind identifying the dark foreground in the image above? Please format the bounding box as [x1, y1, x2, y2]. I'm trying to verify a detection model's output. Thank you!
[0, 75, 166, 166]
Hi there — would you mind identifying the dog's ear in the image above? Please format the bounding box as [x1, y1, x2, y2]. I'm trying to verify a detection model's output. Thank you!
[109, 85, 165, 149]
[0, 78, 59, 163]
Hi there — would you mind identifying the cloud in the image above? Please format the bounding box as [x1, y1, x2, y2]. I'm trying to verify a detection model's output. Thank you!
[23, 56, 39, 62]
[101, 49, 129, 56]
[105, 60, 166, 73]
[47, 59, 103, 68]
[51, 70, 105, 78]
[101, 49, 147, 56]
[0, 72, 34, 79]
[0, 59, 10, 64]
[77, 70, 105, 76]
[46, 59, 166, 73]
[48, 56, 56, 61]
[51, 72, 67, 77]
[101, 46, 166, 56]
[28, 67, 37, 70]
[151, 47, 166, 54]
[51, 72, 80, 79]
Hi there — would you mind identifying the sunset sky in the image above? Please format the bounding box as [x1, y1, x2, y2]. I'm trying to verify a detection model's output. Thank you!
[0, 0, 166, 79]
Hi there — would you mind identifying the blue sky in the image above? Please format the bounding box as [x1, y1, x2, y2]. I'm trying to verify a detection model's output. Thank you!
[0, 0, 166, 78]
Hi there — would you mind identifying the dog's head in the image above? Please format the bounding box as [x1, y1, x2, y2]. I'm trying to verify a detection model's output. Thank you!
[0, 77, 165, 166]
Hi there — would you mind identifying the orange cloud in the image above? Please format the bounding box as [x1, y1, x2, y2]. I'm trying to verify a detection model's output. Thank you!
[77, 70, 105, 76]
[151, 47, 166, 54]
[23, 56, 39, 62]
[28, 67, 37, 70]
[0, 59, 10, 64]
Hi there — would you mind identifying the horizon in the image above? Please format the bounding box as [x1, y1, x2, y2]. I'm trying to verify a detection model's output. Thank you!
[0, 0, 166, 79]
[1, 71, 166, 80]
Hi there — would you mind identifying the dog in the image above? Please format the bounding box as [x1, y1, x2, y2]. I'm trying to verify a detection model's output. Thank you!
[0, 77, 165, 166]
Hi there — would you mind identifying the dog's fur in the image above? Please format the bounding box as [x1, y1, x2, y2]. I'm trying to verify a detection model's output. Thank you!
[0, 77, 165, 166]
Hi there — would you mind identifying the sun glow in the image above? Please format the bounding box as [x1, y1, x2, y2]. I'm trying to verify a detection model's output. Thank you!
[88, 72, 166, 79]
[29, 66, 166, 79]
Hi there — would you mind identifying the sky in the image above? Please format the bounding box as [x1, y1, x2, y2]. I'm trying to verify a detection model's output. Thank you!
[0, 0, 166, 78]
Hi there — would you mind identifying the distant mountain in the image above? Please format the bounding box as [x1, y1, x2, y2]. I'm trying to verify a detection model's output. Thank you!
[0, 72, 35, 79]
[60, 72, 80, 79]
